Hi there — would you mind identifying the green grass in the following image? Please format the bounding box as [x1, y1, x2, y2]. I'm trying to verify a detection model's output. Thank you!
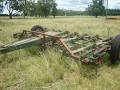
[0, 16, 120, 90]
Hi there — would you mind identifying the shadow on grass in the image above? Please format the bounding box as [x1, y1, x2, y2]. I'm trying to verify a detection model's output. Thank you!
[0, 16, 56, 20]
[77, 62, 100, 80]
[0, 16, 77, 20]
[102, 52, 120, 68]
[0, 16, 41, 20]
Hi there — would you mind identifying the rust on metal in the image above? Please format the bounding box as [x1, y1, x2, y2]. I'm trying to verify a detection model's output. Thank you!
[0, 26, 113, 64]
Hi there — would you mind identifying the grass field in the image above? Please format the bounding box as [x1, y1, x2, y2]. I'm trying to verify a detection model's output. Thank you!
[0, 16, 120, 90]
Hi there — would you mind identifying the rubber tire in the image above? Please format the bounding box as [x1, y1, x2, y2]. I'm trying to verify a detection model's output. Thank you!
[110, 35, 120, 64]
[31, 25, 45, 32]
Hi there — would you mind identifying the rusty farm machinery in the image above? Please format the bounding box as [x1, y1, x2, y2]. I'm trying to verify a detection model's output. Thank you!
[0, 25, 120, 64]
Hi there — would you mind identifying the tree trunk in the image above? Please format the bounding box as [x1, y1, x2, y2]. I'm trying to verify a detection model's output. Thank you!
[9, 12, 12, 19]
[39, 14, 40, 17]
[24, 14, 25, 19]
[23, 11, 26, 19]
[95, 15, 98, 18]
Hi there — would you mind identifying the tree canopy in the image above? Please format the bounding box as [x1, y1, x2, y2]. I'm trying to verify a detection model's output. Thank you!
[87, 0, 105, 18]
[0, 0, 3, 13]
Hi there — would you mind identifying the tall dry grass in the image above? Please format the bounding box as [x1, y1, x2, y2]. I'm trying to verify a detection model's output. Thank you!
[0, 16, 120, 90]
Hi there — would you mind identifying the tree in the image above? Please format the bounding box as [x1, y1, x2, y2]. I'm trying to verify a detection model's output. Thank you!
[0, 0, 4, 13]
[87, 0, 105, 18]
[41, 0, 52, 17]
[37, 0, 44, 17]
[18, 0, 27, 18]
[51, 2, 57, 18]
[17, 0, 31, 18]
[57, 9, 65, 16]
[36, 0, 56, 17]
[5, 0, 19, 19]
[26, 1, 36, 16]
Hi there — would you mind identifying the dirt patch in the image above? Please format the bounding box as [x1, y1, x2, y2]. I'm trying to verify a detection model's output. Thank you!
[106, 17, 120, 20]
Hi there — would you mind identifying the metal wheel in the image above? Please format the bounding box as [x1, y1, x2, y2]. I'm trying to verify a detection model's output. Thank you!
[31, 25, 45, 32]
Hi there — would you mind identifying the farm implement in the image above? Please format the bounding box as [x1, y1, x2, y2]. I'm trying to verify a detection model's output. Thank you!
[0, 25, 120, 64]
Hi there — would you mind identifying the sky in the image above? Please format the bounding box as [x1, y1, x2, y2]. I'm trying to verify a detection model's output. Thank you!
[3, 0, 120, 14]
[56, 0, 120, 11]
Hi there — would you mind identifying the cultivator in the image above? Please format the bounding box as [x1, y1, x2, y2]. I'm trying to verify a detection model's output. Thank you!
[0, 25, 119, 64]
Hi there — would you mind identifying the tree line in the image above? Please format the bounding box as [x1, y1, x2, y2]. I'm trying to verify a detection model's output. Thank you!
[0, 0, 120, 19]
[107, 9, 120, 16]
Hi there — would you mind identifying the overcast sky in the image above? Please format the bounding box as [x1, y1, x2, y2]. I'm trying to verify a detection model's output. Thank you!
[3, 0, 120, 14]
[56, 0, 120, 11]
